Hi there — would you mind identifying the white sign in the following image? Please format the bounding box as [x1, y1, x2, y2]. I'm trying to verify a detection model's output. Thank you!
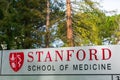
[0, 51, 1, 75]
[1, 45, 120, 76]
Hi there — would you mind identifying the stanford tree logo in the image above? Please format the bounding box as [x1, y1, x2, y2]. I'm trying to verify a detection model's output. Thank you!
[9, 52, 24, 72]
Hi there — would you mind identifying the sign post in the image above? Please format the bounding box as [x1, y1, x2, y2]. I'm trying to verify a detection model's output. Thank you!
[0, 45, 120, 80]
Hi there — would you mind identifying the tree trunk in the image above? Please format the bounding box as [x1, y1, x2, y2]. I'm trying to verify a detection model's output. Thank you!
[45, 0, 50, 48]
[66, 0, 74, 46]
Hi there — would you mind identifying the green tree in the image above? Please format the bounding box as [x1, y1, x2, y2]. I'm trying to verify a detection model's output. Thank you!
[99, 15, 118, 44]
[0, 0, 47, 49]
[57, 0, 105, 46]
[0, 0, 65, 49]
[45, 0, 65, 47]
[0, 0, 20, 49]
[115, 15, 120, 44]
[109, 15, 120, 44]
[72, 0, 119, 45]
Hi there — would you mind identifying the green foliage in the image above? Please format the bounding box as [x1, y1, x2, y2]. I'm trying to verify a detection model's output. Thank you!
[0, 0, 65, 49]
[57, 0, 119, 46]
[0, 0, 119, 49]
[0, 0, 47, 49]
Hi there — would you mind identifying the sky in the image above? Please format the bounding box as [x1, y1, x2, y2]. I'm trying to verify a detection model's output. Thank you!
[96, 0, 120, 15]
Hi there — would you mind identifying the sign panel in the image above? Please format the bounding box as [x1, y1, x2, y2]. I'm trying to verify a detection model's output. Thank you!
[0, 75, 112, 80]
[0, 51, 1, 75]
[1, 45, 120, 75]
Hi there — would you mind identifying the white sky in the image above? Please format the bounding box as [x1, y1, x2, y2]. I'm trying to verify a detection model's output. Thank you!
[97, 0, 120, 15]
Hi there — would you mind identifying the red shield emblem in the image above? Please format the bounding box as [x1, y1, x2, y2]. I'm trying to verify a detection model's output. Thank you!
[9, 52, 24, 72]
